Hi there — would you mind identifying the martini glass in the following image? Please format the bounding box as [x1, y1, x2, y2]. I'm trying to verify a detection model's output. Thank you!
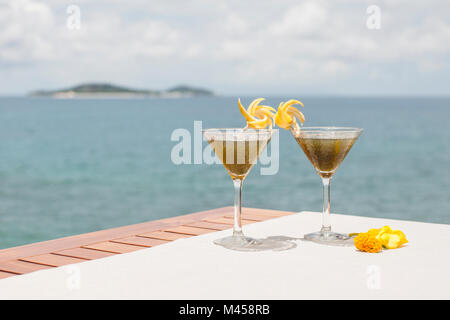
[291, 126, 362, 243]
[203, 128, 292, 251]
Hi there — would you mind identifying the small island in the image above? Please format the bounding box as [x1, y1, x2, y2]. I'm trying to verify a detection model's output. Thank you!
[30, 83, 215, 98]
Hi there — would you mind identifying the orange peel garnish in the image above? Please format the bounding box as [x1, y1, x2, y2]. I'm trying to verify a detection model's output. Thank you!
[238, 98, 276, 129]
[274, 100, 305, 130]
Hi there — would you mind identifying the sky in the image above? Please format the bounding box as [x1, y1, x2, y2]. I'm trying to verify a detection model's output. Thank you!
[0, 0, 449, 96]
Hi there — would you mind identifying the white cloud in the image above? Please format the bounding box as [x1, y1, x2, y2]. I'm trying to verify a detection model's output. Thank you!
[0, 0, 449, 95]
[269, 2, 328, 36]
[0, 0, 55, 62]
[222, 13, 248, 35]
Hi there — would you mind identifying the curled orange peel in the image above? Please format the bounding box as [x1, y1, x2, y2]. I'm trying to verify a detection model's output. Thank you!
[274, 100, 305, 130]
[238, 98, 276, 129]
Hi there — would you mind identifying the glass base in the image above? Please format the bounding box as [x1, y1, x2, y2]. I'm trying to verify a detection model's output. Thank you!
[304, 230, 353, 245]
[214, 232, 296, 252]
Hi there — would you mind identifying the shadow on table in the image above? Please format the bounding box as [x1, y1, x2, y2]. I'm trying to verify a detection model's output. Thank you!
[265, 235, 355, 247]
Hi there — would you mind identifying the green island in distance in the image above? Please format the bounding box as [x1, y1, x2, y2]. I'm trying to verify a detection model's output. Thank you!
[29, 83, 215, 98]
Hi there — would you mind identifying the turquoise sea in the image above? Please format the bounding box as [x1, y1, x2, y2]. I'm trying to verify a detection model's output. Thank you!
[0, 96, 449, 249]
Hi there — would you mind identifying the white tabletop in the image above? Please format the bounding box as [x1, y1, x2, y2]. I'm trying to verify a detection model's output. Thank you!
[0, 211, 449, 299]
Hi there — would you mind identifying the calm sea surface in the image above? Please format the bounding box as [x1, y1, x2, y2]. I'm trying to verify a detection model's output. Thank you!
[0, 96, 449, 249]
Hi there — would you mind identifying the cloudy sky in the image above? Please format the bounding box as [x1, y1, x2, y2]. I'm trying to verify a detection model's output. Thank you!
[1, 0, 449, 95]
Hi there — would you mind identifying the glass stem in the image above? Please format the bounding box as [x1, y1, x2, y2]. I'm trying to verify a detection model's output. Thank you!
[232, 179, 243, 237]
[321, 177, 331, 233]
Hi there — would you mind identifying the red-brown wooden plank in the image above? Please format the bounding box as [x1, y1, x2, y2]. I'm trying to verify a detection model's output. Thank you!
[223, 213, 269, 221]
[20, 254, 87, 267]
[203, 217, 254, 225]
[164, 226, 216, 236]
[242, 208, 295, 217]
[138, 231, 191, 241]
[0, 206, 238, 262]
[82, 241, 143, 254]
[0, 207, 296, 280]
[111, 236, 169, 248]
[0, 207, 293, 263]
[0, 260, 52, 274]
[185, 221, 231, 231]
[54, 247, 116, 260]
[0, 271, 16, 279]
[223, 211, 294, 221]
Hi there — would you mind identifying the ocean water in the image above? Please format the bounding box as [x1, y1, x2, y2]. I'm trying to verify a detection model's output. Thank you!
[0, 96, 449, 249]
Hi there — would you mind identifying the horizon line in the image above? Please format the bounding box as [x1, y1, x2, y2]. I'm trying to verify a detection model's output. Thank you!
[1, 93, 450, 99]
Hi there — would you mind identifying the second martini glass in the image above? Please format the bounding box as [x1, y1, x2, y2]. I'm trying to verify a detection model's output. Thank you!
[291, 126, 362, 243]
[203, 128, 292, 251]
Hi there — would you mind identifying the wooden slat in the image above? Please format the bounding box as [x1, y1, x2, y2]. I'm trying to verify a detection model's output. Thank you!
[0, 271, 16, 279]
[138, 231, 191, 241]
[54, 247, 116, 260]
[203, 217, 254, 225]
[83, 241, 143, 254]
[185, 221, 231, 231]
[223, 213, 269, 221]
[164, 226, 216, 236]
[224, 211, 294, 221]
[0, 206, 236, 262]
[20, 254, 87, 267]
[0, 260, 52, 274]
[0, 207, 295, 280]
[111, 236, 169, 248]
[242, 208, 295, 217]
